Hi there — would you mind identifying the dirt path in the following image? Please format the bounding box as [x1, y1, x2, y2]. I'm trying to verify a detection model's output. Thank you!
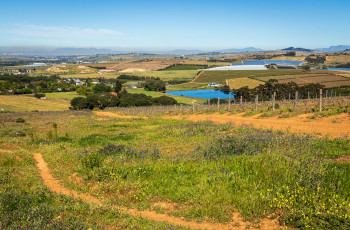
[163, 113, 350, 138]
[33, 152, 282, 230]
[190, 71, 204, 83]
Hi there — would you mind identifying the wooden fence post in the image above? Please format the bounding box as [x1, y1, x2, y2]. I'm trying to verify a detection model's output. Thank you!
[175, 104, 177, 115]
[319, 88, 323, 112]
[294, 91, 298, 111]
[192, 104, 195, 113]
[228, 96, 231, 111]
[273, 92, 276, 111]
[240, 95, 243, 108]
[255, 95, 258, 111]
[217, 97, 220, 111]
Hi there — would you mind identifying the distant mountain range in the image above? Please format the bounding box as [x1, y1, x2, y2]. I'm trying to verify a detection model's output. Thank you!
[282, 47, 312, 52]
[315, 45, 350, 52]
[0, 45, 349, 56]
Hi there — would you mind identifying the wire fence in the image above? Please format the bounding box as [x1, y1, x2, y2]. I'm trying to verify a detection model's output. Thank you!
[105, 92, 350, 117]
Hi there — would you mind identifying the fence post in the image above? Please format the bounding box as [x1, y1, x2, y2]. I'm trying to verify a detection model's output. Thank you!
[255, 95, 258, 111]
[273, 92, 276, 111]
[240, 95, 243, 108]
[175, 104, 177, 115]
[294, 91, 298, 111]
[228, 96, 231, 111]
[325, 90, 328, 107]
[217, 97, 220, 111]
[319, 88, 322, 112]
[180, 104, 183, 114]
[192, 104, 195, 113]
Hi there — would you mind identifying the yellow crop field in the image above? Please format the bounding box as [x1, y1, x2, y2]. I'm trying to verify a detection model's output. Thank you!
[227, 77, 264, 89]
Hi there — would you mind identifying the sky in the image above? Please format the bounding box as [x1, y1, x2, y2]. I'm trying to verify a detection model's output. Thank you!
[0, 0, 349, 50]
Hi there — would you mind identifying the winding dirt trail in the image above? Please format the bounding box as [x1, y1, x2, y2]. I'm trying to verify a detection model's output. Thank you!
[33, 152, 282, 229]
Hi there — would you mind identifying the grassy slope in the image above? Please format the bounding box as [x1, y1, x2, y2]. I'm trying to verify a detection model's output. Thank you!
[0, 95, 70, 112]
[3, 111, 348, 229]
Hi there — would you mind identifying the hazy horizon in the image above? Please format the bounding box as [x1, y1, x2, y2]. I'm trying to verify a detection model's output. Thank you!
[1, 0, 349, 50]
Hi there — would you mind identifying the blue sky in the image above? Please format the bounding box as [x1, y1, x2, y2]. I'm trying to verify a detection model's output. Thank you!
[0, 0, 349, 50]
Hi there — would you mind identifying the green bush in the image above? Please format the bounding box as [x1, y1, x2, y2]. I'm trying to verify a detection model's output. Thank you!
[144, 79, 166, 92]
[34, 93, 45, 99]
[15, 118, 25, 123]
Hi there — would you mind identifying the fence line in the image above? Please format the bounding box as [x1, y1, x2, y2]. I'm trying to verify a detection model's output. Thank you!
[105, 95, 350, 116]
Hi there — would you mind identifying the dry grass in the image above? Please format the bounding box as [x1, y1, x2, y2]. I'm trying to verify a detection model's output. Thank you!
[0, 95, 70, 112]
[322, 80, 350, 88]
[85, 59, 230, 72]
[326, 55, 350, 64]
[269, 56, 306, 61]
[227, 77, 264, 89]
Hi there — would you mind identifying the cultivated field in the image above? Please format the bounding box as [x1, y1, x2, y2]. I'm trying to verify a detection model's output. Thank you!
[121, 70, 199, 81]
[227, 77, 264, 89]
[37, 65, 98, 75]
[86, 59, 230, 72]
[194, 70, 320, 84]
[255, 73, 350, 88]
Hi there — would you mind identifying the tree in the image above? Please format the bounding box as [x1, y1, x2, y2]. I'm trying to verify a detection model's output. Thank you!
[301, 65, 311, 71]
[93, 84, 112, 94]
[114, 80, 123, 93]
[70, 97, 88, 110]
[144, 79, 166, 92]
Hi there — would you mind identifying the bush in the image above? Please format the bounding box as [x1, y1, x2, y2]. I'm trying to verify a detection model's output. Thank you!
[15, 118, 25, 123]
[34, 93, 45, 99]
[119, 93, 153, 107]
[152, 96, 177, 105]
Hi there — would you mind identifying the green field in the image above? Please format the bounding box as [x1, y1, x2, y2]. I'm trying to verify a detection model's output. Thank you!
[121, 70, 198, 81]
[194, 70, 328, 84]
[0, 95, 71, 112]
[164, 65, 207, 71]
[126, 89, 206, 104]
[1, 111, 349, 229]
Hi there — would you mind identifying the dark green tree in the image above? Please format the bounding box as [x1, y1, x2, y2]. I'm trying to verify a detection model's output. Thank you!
[114, 80, 123, 93]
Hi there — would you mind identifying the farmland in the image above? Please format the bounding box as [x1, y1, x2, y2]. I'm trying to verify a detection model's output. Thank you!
[255, 73, 350, 88]
[121, 70, 199, 81]
[193, 70, 320, 84]
[1, 108, 349, 229]
[227, 77, 264, 89]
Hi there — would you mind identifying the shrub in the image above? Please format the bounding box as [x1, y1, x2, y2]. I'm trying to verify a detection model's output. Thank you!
[34, 93, 45, 99]
[152, 96, 177, 105]
[15, 118, 25, 123]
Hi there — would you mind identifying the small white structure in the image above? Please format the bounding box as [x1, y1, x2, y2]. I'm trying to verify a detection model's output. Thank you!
[208, 83, 221, 87]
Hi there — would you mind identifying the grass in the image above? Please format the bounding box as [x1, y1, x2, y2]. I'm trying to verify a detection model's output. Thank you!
[121, 70, 198, 81]
[164, 65, 207, 71]
[1, 112, 348, 229]
[0, 95, 70, 112]
[45, 91, 80, 100]
[194, 70, 320, 84]
[126, 88, 206, 104]
[227, 77, 264, 89]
